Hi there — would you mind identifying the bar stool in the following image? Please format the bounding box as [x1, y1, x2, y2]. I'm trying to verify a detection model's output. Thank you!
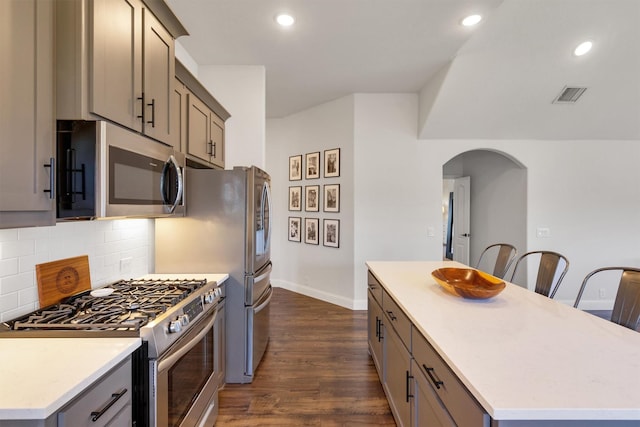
[475, 243, 517, 279]
[510, 250, 569, 298]
[574, 267, 640, 331]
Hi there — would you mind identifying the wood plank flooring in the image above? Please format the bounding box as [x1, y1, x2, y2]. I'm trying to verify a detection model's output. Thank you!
[216, 287, 396, 426]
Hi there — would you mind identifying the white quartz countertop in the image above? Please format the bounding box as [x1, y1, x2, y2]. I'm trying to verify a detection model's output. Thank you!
[0, 338, 140, 420]
[366, 260, 640, 421]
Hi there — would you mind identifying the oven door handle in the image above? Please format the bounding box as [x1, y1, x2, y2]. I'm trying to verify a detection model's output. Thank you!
[157, 310, 218, 373]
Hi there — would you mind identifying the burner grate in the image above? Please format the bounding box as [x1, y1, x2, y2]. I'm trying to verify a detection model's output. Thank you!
[7, 278, 209, 331]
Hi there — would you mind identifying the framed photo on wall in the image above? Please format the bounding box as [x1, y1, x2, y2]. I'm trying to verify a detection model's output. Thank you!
[323, 184, 340, 212]
[288, 217, 302, 242]
[289, 155, 302, 181]
[305, 185, 320, 212]
[323, 219, 340, 248]
[305, 152, 320, 179]
[289, 186, 302, 211]
[304, 218, 319, 245]
[324, 148, 340, 178]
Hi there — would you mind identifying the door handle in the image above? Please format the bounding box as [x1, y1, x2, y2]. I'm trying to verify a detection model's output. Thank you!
[461, 233, 471, 237]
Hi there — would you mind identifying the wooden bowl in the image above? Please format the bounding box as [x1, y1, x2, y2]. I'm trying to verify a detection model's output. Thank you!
[431, 268, 505, 299]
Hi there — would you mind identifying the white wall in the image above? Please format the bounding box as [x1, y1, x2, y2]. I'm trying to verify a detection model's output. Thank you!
[269, 93, 640, 311]
[266, 95, 356, 307]
[0, 220, 153, 322]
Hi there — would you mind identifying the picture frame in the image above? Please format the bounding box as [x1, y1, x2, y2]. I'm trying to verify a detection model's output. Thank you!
[323, 184, 340, 212]
[289, 186, 302, 211]
[324, 148, 340, 178]
[305, 185, 320, 212]
[305, 152, 320, 179]
[304, 218, 319, 245]
[289, 155, 302, 181]
[323, 219, 340, 248]
[288, 217, 302, 242]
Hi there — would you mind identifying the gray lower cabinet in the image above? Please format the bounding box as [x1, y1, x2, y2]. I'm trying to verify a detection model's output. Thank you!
[412, 330, 489, 427]
[384, 315, 411, 427]
[57, 356, 133, 426]
[0, 0, 56, 229]
[412, 359, 456, 427]
[367, 270, 489, 427]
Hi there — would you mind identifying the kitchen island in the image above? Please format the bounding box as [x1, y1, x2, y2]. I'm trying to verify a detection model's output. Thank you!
[367, 260, 640, 426]
[0, 337, 140, 423]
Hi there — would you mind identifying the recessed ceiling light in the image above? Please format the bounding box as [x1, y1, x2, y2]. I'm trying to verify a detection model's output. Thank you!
[461, 14, 482, 27]
[275, 14, 295, 27]
[573, 41, 593, 56]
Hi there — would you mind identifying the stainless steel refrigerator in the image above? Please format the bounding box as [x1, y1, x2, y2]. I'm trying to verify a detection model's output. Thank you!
[155, 166, 272, 383]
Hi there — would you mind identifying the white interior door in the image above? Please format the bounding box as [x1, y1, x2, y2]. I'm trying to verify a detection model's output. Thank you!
[453, 176, 471, 265]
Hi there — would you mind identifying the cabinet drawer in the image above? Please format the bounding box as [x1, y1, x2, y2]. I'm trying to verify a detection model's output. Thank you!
[412, 329, 487, 427]
[383, 289, 411, 351]
[367, 270, 383, 304]
[58, 357, 132, 427]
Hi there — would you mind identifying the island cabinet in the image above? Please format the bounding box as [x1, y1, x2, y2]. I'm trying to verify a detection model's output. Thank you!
[57, 356, 132, 426]
[174, 60, 230, 169]
[56, 0, 187, 146]
[367, 272, 384, 373]
[0, 0, 56, 229]
[367, 269, 489, 427]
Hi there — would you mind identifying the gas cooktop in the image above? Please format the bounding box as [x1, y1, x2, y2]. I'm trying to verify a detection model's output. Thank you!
[4, 278, 210, 332]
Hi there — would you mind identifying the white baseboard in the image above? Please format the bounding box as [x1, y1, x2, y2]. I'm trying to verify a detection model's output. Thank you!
[272, 279, 367, 310]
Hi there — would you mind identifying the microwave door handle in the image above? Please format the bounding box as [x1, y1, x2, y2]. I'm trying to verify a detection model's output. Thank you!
[161, 155, 183, 213]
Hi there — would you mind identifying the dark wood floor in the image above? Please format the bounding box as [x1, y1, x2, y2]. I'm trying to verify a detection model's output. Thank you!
[216, 287, 396, 426]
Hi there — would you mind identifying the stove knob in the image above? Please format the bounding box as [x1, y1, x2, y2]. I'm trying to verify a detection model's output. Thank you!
[179, 314, 190, 326]
[168, 320, 182, 334]
[204, 292, 214, 304]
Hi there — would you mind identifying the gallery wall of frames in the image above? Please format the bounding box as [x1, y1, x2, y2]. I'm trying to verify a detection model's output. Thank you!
[288, 148, 341, 248]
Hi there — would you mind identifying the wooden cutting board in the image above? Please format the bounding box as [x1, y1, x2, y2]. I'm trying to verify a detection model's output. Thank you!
[36, 255, 91, 307]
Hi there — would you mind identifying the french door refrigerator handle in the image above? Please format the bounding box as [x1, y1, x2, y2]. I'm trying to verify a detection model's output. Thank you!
[262, 181, 272, 253]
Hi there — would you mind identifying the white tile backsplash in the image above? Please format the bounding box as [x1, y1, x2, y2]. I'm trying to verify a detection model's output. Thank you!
[0, 219, 154, 322]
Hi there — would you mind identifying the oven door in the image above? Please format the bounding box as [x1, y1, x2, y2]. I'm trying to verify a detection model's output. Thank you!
[152, 307, 222, 427]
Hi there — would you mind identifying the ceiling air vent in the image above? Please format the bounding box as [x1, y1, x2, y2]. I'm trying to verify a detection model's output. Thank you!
[552, 86, 587, 104]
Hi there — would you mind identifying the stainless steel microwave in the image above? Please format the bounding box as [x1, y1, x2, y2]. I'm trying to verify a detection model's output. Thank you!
[56, 120, 185, 220]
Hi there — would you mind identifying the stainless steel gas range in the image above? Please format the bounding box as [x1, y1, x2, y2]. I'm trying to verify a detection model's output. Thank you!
[0, 274, 226, 427]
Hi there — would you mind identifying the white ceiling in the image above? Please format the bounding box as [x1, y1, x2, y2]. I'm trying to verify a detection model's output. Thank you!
[167, 0, 640, 140]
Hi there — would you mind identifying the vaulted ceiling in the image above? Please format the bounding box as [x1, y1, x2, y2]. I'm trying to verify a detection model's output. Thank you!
[167, 0, 640, 140]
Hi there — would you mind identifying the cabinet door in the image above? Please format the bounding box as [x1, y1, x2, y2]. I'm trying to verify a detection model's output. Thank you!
[187, 94, 212, 164]
[367, 290, 384, 376]
[91, 0, 143, 132]
[171, 78, 188, 152]
[209, 113, 225, 169]
[143, 8, 175, 144]
[0, 0, 55, 227]
[412, 359, 456, 427]
[384, 326, 411, 427]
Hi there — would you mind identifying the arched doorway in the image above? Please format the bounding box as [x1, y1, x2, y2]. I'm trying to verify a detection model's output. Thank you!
[442, 149, 527, 273]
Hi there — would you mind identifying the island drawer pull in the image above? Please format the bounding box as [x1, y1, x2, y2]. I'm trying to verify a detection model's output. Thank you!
[406, 370, 414, 402]
[423, 364, 444, 389]
[385, 310, 397, 321]
[90, 388, 128, 422]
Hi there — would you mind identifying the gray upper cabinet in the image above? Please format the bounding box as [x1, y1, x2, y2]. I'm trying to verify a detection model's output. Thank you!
[56, 0, 185, 145]
[0, 0, 56, 229]
[175, 60, 230, 169]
